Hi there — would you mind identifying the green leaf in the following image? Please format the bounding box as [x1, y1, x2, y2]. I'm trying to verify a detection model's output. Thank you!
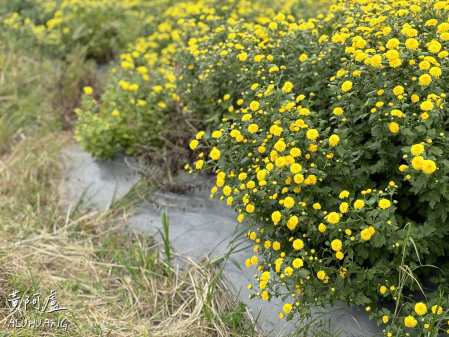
[298, 307, 311, 315]
[352, 293, 370, 306]
[401, 128, 414, 137]
[428, 147, 443, 156]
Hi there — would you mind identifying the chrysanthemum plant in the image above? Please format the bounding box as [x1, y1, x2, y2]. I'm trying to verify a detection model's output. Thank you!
[74, 0, 332, 160]
[188, 0, 449, 335]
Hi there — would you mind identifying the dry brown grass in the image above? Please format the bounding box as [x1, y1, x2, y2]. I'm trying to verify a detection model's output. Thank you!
[0, 131, 262, 336]
[0, 42, 263, 336]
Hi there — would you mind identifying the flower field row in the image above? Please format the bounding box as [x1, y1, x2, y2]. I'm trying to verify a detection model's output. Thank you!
[184, 0, 449, 335]
[71, 0, 331, 160]
[29, 0, 449, 335]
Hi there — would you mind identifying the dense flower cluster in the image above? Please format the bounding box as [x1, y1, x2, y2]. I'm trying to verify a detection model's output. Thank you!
[185, 0, 449, 335]
[73, 0, 331, 159]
